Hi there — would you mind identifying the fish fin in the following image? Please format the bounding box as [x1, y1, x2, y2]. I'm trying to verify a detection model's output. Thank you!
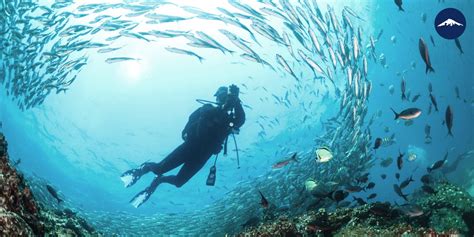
[399, 7, 404, 12]
[58, 198, 63, 204]
[447, 130, 453, 137]
[390, 108, 399, 120]
[198, 56, 205, 63]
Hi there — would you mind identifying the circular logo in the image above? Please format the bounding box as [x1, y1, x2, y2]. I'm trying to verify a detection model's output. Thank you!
[435, 8, 466, 39]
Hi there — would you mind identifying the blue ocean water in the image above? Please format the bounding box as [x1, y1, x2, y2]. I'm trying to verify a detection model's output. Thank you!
[0, 0, 473, 235]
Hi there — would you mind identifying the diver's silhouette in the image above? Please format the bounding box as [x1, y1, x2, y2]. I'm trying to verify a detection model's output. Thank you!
[121, 85, 245, 208]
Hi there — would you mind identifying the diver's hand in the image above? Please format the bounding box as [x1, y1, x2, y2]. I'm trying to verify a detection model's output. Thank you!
[229, 84, 240, 98]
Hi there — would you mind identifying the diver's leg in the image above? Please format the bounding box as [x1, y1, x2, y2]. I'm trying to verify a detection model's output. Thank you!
[147, 143, 191, 175]
[120, 143, 188, 188]
[159, 152, 212, 188]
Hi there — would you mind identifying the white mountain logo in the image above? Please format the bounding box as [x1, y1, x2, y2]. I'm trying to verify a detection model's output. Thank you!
[437, 18, 463, 27]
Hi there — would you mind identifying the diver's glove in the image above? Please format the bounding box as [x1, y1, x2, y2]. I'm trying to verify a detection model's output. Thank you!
[229, 84, 240, 99]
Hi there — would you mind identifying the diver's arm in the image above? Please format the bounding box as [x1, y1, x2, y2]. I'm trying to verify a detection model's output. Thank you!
[233, 100, 245, 129]
[182, 107, 201, 140]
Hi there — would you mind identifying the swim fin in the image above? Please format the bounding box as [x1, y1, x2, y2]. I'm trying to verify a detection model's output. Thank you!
[129, 175, 162, 208]
[120, 169, 142, 188]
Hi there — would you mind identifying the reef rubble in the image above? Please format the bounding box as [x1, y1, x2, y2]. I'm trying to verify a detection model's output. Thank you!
[0, 133, 101, 236]
[237, 182, 474, 236]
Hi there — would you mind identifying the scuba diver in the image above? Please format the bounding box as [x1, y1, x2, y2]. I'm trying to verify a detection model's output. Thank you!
[121, 85, 245, 208]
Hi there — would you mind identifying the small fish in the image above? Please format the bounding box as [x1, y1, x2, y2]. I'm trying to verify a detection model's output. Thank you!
[407, 153, 417, 161]
[345, 184, 365, 193]
[421, 185, 436, 194]
[353, 196, 367, 205]
[367, 193, 377, 199]
[421, 13, 427, 23]
[454, 38, 464, 54]
[401, 79, 407, 100]
[411, 94, 421, 102]
[428, 83, 433, 93]
[165, 47, 204, 62]
[381, 174, 387, 179]
[315, 147, 333, 163]
[356, 173, 370, 184]
[429, 94, 439, 112]
[11, 157, 21, 166]
[276, 54, 299, 81]
[46, 185, 63, 204]
[377, 29, 384, 41]
[421, 174, 432, 184]
[395, 173, 400, 181]
[391, 108, 422, 120]
[389, 85, 395, 95]
[272, 153, 298, 169]
[105, 57, 140, 64]
[390, 35, 397, 44]
[419, 38, 435, 73]
[455, 86, 460, 99]
[380, 157, 393, 167]
[404, 120, 414, 127]
[399, 176, 414, 189]
[366, 182, 375, 189]
[397, 151, 404, 170]
[427, 152, 448, 172]
[394, 0, 404, 11]
[329, 190, 349, 203]
[97, 46, 123, 54]
[430, 35, 436, 47]
[445, 106, 453, 137]
[399, 204, 424, 217]
[258, 190, 269, 208]
[424, 124, 432, 144]
[393, 184, 408, 201]
[373, 138, 382, 151]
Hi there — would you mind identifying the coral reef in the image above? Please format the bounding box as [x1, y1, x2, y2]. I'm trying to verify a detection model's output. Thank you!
[237, 182, 474, 236]
[0, 133, 101, 236]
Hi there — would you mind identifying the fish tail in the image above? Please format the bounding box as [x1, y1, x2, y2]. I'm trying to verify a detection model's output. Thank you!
[426, 65, 435, 74]
[402, 194, 409, 201]
[58, 198, 63, 204]
[399, 7, 404, 12]
[390, 108, 399, 120]
[448, 130, 453, 137]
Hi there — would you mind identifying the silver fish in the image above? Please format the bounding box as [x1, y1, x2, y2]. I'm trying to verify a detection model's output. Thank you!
[165, 47, 204, 62]
[276, 54, 299, 81]
[105, 57, 140, 64]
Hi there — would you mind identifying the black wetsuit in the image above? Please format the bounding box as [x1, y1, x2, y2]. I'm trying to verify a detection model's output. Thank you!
[140, 102, 245, 187]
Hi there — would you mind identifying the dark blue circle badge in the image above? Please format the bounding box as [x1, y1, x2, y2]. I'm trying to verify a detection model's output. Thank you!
[435, 8, 466, 39]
